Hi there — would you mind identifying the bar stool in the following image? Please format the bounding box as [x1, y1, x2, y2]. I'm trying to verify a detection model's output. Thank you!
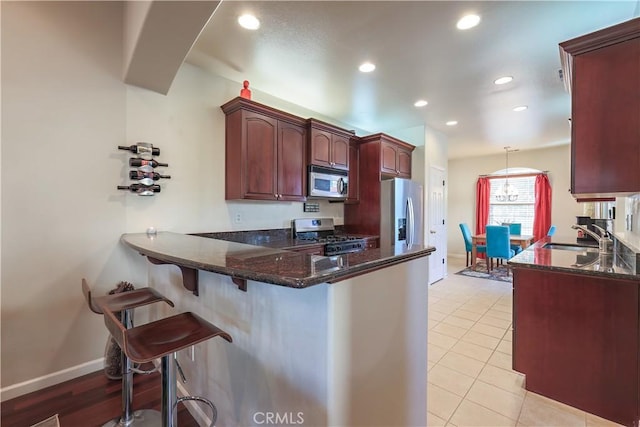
[82, 279, 174, 426]
[99, 301, 232, 427]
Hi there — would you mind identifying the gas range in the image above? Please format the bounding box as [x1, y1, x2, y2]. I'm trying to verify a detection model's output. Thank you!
[292, 218, 366, 256]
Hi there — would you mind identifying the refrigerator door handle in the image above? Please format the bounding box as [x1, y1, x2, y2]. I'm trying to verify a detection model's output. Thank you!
[407, 197, 415, 245]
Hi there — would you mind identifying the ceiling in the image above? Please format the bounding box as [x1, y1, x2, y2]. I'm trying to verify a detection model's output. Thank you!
[186, 1, 639, 159]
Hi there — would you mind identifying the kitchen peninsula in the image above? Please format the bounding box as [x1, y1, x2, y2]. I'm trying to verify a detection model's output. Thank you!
[121, 231, 434, 426]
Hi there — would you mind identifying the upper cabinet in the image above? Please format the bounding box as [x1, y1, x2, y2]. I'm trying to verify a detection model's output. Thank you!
[361, 133, 414, 179]
[221, 97, 307, 201]
[308, 119, 353, 170]
[344, 133, 415, 236]
[560, 18, 640, 198]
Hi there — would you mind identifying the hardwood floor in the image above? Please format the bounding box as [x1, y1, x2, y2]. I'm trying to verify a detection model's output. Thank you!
[1, 369, 200, 426]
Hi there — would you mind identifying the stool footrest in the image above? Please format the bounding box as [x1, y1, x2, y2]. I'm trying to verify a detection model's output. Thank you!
[177, 396, 217, 427]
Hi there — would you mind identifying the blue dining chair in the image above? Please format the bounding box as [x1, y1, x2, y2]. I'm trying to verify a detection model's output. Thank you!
[459, 223, 486, 267]
[486, 225, 515, 274]
[502, 223, 523, 254]
[547, 225, 557, 236]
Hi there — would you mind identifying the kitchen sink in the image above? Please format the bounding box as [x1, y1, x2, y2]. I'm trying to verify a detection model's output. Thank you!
[542, 243, 599, 253]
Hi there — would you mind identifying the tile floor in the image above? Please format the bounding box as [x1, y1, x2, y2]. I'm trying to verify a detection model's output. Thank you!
[427, 257, 623, 427]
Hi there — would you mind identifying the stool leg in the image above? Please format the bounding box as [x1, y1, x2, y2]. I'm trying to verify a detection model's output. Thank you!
[121, 309, 135, 425]
[161, 353, 178, 427]
[103, 309, 161, 427]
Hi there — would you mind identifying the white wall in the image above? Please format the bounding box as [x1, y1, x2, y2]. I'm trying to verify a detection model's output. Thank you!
[1, 1, 129, 393]
[447, 144, 582, 258]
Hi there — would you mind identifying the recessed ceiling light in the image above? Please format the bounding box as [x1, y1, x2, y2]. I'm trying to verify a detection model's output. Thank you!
[414, 100, 428, 107]
[494, 76, 513, 85]
[238, 14, 260, 30]
[513, 105, 528, 112]
[359, 62, 376, 73]
[446, 120, 458, 126]
[456, 14, 480, 30]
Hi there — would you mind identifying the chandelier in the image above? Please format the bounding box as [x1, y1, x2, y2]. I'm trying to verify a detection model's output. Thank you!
[495, 146, 519, 202]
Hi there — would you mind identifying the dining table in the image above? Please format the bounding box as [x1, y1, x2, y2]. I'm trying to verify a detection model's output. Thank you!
[471, 233, 534, 268]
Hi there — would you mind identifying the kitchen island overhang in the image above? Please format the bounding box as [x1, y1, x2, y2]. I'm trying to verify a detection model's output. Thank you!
[121, 231, 435, 294]
[120, 231, 434, 427]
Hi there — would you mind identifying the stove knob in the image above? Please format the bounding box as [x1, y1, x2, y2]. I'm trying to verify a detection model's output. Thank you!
[336, 245, 342, 252]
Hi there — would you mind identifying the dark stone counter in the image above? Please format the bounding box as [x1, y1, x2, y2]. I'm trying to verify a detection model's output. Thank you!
[192, 229, 378, 251]
[508, 236, 640, 279]
[121, 232, 434, 289]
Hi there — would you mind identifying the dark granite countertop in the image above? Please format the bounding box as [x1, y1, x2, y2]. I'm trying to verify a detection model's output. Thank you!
[508, 236, 639, 280]
[192, 230, 379, 251]
[121, 232, 433, 288]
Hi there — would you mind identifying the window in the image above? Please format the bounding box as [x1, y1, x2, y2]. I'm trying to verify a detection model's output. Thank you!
[488, 168, 540, 235]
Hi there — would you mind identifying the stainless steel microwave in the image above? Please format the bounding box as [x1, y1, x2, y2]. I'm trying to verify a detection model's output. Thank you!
[308, 165, 348, 199]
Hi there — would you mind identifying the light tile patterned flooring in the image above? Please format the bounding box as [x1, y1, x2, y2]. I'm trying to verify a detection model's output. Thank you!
[427, 257, 623, 427]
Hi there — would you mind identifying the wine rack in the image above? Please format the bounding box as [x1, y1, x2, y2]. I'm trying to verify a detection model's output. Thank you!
[117, 142, 170, 196]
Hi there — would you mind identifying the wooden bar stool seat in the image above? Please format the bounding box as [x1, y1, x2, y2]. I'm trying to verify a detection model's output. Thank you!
[83, 278, 174, 315]
[100, 303, 232, 427]
[82, 279, 174, 427]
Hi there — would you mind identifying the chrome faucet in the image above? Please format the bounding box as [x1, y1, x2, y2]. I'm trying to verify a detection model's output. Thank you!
[571, 224, 613, 254]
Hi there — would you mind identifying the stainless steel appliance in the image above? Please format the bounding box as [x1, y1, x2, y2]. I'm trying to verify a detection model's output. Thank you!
[380, 178, 423, 248]
[292, 218, 366, 255]
[308, 165, 348, 199]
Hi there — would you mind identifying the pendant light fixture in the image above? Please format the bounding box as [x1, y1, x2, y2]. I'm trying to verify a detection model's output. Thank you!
[495, 146, 519, 202]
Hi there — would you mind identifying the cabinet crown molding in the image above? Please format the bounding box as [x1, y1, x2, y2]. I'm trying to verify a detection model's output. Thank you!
[358, 133, 416, 151]
[220, 97, 307, 126]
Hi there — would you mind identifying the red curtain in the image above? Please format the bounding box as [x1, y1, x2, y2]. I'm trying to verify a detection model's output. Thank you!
[475, 177, 490, 234]
[533, 174, 552, 241]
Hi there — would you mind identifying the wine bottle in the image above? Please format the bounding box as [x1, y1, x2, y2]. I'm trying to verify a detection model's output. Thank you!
[129, 158, 168, 168]
[129, 170, 171, 181]
[117, 184, 161, 194]
[118, 143, 160, 156]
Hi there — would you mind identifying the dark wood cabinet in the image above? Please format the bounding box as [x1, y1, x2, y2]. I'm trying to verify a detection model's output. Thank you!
[381, 141, 412, 178]
[308, 119, 352, 171]
[344, 133, 415, 236]
[346, 141, 359, 204]
[560, 18, 640, 197]
[513, 267, 640, 426]
[369, 134, 414, 179]
[221, 97, 307, 201]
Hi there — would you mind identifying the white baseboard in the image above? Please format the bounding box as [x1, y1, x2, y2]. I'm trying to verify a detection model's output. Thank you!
[1, 358, 104, 402]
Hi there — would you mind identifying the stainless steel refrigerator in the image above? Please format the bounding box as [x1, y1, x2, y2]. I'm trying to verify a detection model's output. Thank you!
[380, 178, 424, 248]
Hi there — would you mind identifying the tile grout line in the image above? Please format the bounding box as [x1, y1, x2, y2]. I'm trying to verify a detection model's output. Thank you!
[431, 284, 526, 425]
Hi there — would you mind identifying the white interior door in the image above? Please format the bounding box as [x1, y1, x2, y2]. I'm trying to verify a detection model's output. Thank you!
[428, 167, 446, 284]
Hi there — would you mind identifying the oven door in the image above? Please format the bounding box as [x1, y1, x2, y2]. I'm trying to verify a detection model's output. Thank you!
[309, 165, 348, 199]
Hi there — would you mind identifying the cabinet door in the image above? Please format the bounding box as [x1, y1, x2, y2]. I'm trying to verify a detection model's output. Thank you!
[346, 142, 359, 203]
[572, 38, 640, 195]
[244, 112, 278, 200]
[397, 147, 412, 178]
[331, 134, 350, 170]
[277, 121, 307, 201]
[380, 141, 399, 176]
[309, 128, 332, 168]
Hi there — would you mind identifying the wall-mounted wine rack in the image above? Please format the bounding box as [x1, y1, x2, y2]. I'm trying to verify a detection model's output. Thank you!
[117, 142, 170, 196]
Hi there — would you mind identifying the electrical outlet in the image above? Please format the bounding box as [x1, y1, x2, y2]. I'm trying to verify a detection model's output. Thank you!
[234, 213, 242, 223]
